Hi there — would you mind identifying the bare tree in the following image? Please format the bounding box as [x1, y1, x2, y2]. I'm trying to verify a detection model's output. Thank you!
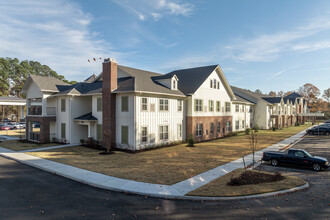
[323, 88, 330, 103]
[268, 91, 277, 97]
[248, 127, 259, 169]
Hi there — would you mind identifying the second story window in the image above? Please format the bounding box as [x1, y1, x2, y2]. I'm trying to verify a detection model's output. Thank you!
[195, 99, 203, 112]
[159, 99, 169, 111]
[141, 97, 148, 111]
[225, 102, 231, 112]
[209, 100, 214, 112]
[216, 101, 220, 112]
[177, 100, 182, 112]
[121, 96, 128, 112]
[213, 79, 216, 88]
[210, 79, 213, 88]
[235, 105, 239, 112]
[97, 97, 102, 112]
[61, 99, 66, 112]
[217, 82, 220, 89]
[173, 80, 176, 89]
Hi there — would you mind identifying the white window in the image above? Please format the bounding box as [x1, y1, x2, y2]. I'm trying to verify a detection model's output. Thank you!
[209, 100, 214, 112]
[159, 99, 169, 111]
[177, 100, 182, 112]
[141, 97, 148, 111]
[173, 80, 176, 89]
[216, 101, 220, 112]
[226, 121, 231, 131]
[242, 106, 245, 112]
[61, 99, 66, 112]
[235, 105, 239, 112]
[159, 125, 168, 140]
[210, 79, 213, 88]
[235, 120, 239, 130]
[121, 126, 128, 144]
[97, 97, 102, 112]
[213, 79, 216, 88]
[141, 126, 148, 143]
[195, 99, 203, 112]
[225, 102, 231, 112]
[121, 96, 128, 112]
[178, 124, 182, 139]
[196, 124, 203, 137]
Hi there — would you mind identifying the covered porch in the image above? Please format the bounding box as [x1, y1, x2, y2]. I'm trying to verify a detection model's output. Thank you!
[74, 112, 99, 142]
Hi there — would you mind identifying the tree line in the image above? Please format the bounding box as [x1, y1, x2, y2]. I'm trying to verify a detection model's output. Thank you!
[0, 57, 77, 98]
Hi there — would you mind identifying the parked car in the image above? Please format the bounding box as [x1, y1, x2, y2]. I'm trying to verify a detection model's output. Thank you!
[18, 122, 26, 129]
[33, 122, 40, 128]
[306, 126, 330, 136]
[262, 149, 329, 171]
[324, 120, 330, 124]
[13, 122, 25, 129]
[0, 125, 11, 130]
[3, 122, 15, 130]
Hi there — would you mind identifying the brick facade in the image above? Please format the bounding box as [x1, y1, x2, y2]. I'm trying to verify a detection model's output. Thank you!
[26, 116, 56, 143]
[102, 59, 117, 150]
[186, 116, 233, 142]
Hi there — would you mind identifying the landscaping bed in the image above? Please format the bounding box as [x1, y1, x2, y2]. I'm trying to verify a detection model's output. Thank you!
[0, 140, 58, 151]
[186, 169, 306, 197]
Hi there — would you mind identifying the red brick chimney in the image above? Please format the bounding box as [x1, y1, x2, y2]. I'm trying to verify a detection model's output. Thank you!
[102, 58, 117, 151]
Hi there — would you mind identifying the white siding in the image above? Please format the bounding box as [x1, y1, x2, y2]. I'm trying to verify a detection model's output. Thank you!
[135, 95, 185, 150]
[232, 104, 253, 131]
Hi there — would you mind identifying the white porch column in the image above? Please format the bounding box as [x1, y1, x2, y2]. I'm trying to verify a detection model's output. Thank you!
[42, 96, 47, 116]
[87, 123, 91, 138]
[20, 105, 25, 120]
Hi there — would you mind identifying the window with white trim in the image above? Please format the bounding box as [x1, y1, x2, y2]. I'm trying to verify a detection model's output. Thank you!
[226, 121, 231, 131]
[209, 100, 214, 112]
[141, 126, 148, 143]
[235, 120, 239, 130]
[159, 99, 169, 111]
[210, 123, 214, 135]
[213, 79, 216, 88]
[235, 105, 239, 112]
[195, 99, 203, 112]
[196, 124, 203, 137]
[178, 124, 182, 139]
[97, 97, 102, 112]
[159, 125, 168, 140]
[217, 122, 220, 133]
[121, 96, 129, 112]
[210, 79, 213, 88]
[141, 97, 148, 111]
[217, 82, 220, 89]
[225, 102, 231, 112]
[177, 100, 182, 112]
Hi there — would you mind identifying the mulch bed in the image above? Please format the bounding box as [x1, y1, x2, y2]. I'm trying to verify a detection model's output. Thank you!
[228, 170, 285, 186]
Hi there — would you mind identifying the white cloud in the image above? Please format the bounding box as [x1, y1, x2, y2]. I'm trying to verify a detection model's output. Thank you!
[224, 15, 330, 62]
[0, 0, 124, 81]
[112, 0, 193, 21]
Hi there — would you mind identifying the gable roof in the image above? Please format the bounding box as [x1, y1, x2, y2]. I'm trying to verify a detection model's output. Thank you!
[159, 65, 218, 95]
[284, 92, 302, 98]
[262, 97, 283, 104]
[74, 112, 98, 121]
[233, 94, 256, 104]
[231, 86, 272, 105]
[84, 74, 97, 83]
[22, 74, 69, 93]
[0, 96, 25, 103]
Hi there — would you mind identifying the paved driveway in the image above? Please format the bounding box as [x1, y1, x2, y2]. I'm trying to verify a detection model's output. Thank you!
[0, 136, 329, 220]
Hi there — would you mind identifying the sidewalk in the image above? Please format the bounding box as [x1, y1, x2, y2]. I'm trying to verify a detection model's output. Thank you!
[0, 129, 307, 199]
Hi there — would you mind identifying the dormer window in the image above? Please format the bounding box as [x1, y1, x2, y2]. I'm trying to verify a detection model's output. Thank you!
[173, 80, 176, 89]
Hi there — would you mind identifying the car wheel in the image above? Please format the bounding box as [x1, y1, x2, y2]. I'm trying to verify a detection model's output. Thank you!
[312, 163, 321, 171]
[271, 159, 279, 166]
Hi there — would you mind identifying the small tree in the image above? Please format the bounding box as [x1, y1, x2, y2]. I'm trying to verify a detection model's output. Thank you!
[248, 127, 259, 169]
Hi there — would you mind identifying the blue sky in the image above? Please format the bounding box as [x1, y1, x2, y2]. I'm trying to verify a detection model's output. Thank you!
[1, 0, 330, 95]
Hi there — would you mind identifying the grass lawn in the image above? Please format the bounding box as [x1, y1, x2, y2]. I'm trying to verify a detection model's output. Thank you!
[0, 129, 27, 138]
[27, 124, 310, 185]
[0, 140, 59, 151]
[186, 168, 306, 197]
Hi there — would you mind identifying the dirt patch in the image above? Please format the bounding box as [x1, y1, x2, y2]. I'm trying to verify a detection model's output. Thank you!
[228, 170, 285, 186]
[187, 169, 306, 197]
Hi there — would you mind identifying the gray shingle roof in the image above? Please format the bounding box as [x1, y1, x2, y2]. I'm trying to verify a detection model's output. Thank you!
[84, 74, 97, 83]
[157, 65, 219, 95]
[284, 92, 302, 98]
[262, 97, 282, 104]
[231, 86, 271, 104]
[29, 74, 69, 92]
[74, 112, 98, 121]
[233, 94, 255, 104]
[0, 96, 25, 103]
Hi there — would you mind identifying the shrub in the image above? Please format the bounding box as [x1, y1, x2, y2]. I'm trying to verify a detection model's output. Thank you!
[52, 137, 58, 143]
[80, 139, 85, 146]
[226, 131, 239, 137]
[244, 128, 251, 135]
[295, 121, 300, 126]
[272, 126, 277, 131]
[187, 134, 195, 147]
[253, 125, 259, 132]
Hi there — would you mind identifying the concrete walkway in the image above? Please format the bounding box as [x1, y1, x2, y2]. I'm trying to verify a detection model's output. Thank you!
[0, 135, 19, 141]
[0, 129, 308, 199]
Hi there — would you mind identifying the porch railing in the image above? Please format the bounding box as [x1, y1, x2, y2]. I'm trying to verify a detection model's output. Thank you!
[29, 132, 40, 142]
